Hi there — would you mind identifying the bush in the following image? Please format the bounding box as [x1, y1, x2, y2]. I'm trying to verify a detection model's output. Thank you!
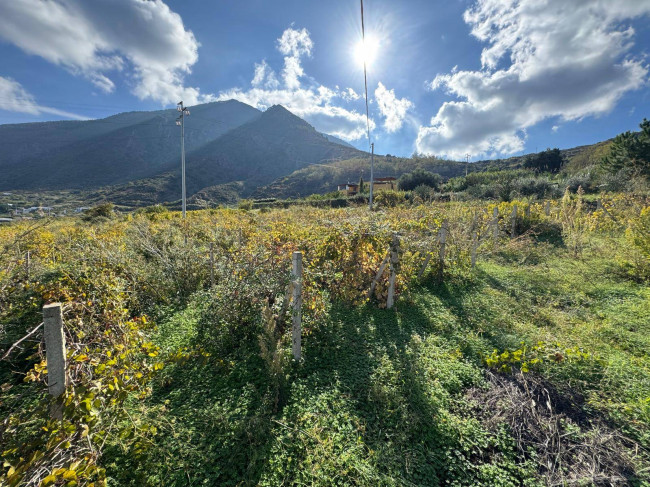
[374, 190, 407, 208]
[238, 199, 254, 210]
[413, 184, 436, 202]
[398, 169, 442, 191]
[565, 172, 595, 193]
[82, 202, 114, 222]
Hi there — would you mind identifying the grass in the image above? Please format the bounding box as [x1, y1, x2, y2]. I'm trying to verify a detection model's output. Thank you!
[103, 233, 650, 486]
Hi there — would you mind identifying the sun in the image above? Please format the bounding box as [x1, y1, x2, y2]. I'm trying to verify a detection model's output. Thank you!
[353, 35, 380, 69]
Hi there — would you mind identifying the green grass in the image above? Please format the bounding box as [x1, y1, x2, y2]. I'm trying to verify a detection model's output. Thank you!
[103, 236, 650, 486]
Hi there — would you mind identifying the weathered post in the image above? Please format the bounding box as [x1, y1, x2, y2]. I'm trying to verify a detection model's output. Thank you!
[25, 250, 30, 280]
[545, 201, 551, 217]
[511, 204, 517, 238]
[369, 252, 390, 298]
[209, 243, 215, 288]
[438, 220, 448, 281]
[471, 214, 478, 270]
[492, 207, 499, 249]
[291, 252, 302, 361]
[386, 233, 400, 309]
[525, 205, 531, 219]
[43, 303, 67, 419]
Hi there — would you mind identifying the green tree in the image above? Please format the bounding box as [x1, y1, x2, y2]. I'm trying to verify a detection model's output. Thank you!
[601, 118, 650, 178]
[524, 148, 564, 173]
[359, 176, 365, 193]
[398, 169, 442, 191]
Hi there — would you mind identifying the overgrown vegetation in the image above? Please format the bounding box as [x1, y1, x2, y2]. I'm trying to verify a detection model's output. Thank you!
[1, 185, 649, 485]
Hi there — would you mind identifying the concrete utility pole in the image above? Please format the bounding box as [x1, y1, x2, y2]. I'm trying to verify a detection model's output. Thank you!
[465, 153, 470, 177]
[369, 142, 375, 209]
[360, 0, 374, 211]
[176, 101, 191, 218]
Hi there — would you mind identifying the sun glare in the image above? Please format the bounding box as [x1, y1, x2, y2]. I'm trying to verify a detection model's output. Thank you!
[353, 35, 380, 68]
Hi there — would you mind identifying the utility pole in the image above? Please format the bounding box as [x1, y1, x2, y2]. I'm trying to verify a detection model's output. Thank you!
[369, 142, 374, 209]
[176, 101, 190, 218]
[465, 153, 470, 177]
[360, 0, 374, 211]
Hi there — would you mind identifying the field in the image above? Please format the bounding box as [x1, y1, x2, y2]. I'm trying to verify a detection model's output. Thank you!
[1, 193, 649, 486]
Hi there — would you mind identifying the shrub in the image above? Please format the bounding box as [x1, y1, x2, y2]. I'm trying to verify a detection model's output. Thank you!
[374, 190, 407, 208]
[398, 169, 442, 191]
[565, 172, 595, 193]
[238, 199, 254, 210]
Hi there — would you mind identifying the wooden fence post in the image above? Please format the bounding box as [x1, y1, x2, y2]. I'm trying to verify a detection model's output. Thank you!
[492, 207, 499, 249]
[386, 233, 400, 309]
[43, 303, 67, 419]
[209, 243, 215, 288]
[471, 214, 478, 270]
[545, 201, 551, 216]
[511, 204, 517, 238]
[369, 251, 390, 298]
[438, 220, 448, 281]
[291, 252, 302, 361]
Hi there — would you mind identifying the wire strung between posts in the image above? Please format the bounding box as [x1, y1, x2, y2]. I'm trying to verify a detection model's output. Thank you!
[360, 0, 372, 151]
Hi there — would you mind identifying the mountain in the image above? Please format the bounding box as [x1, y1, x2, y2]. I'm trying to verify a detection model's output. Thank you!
[87, 105, 363, 207]
[323, 134, 356, 149]
[0, 100, 261, 191]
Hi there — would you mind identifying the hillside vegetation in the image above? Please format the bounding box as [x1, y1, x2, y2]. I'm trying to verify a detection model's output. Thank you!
[1, 191, 649, 486]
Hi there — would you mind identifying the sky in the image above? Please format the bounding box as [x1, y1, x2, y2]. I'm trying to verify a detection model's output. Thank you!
[0, 0, 649, 160]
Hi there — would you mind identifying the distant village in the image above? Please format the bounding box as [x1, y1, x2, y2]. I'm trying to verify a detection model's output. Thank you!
[0, 192, 89, 224]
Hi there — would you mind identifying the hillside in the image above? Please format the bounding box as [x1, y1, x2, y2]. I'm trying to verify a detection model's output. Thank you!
[0, 100, 262, 190]
[85, 105, 363, 207]
[255, 142, 612, 199]
[0, 102, 362, 207]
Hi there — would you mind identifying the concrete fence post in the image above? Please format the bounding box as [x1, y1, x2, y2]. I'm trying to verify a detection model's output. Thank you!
[25, 250, 30, 280]
[438, 220, 448, 281]
[386, 233, 400, 309]
[43, 303, 67, 419]
[291, 252, 302, 361]
[545, 201, 551, 216]
[511, 204, 517, 238]
[471, 214, 478, 270]
[525, 205, 531, 219]
[209, 243, 215, 288]
[492, 207, 499, 249]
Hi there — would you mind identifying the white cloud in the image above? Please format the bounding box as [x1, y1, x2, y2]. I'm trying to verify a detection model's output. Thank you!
[0, 0, 210, 105]
[217, 27, 374, 141]
[417, 0, 650, 159]
[0, 76, 87, 120]
[341, 88, 361, 102]
[375, 82, 413, 133]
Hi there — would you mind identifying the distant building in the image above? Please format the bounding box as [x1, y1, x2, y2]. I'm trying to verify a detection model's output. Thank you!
[75, 207, 91, 213]
[372, 177, 397, 192]
[337, 177, 397, 196]
[0, 217, 12, 224]
[337, 182, 359, 196]
[23, 206, 53, 214]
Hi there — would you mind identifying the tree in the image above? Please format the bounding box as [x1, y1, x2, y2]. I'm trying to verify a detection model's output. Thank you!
[601, 118, 650, 178]
[359, 177, 365, 193]
[524, 148, 564, 173]
[398, 169, 442, 191]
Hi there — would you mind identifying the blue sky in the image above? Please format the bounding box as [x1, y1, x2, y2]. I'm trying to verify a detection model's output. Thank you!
[0, 0, 648, 160]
